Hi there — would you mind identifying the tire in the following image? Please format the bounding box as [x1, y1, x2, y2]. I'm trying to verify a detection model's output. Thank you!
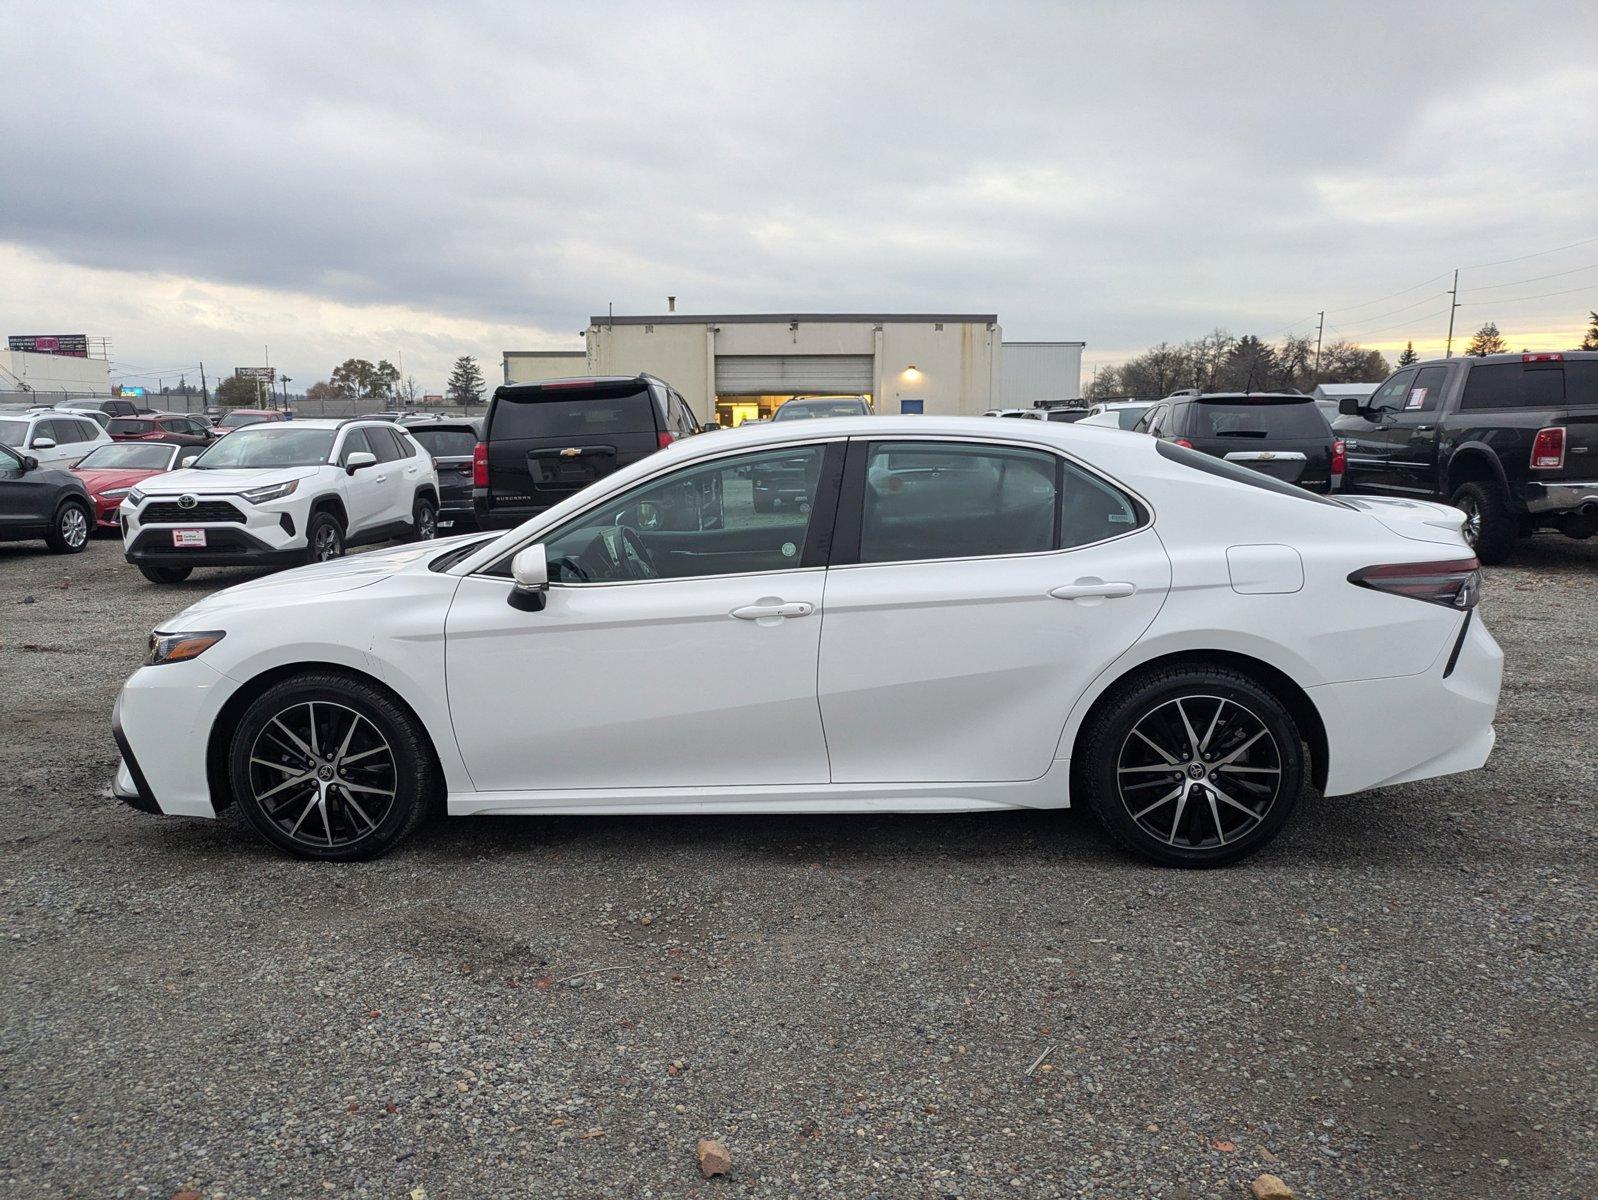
[228, 671, 438, 861]
[45, 499, 91, 554]
[138, 564, 193, 584]
[411, 494, 438, 542]
[1450, 479, 1516, 565]
[305, 510, 345, 564]
[1077, 663, 1305, 868]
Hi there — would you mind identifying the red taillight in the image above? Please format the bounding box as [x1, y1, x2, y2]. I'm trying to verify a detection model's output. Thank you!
[472, 441, 488, 488]
[1331, 438, 1347, 475]
[657, 430, 676, 449]
[1522, 353, 1563, 363]
[1531, 426, 1565, 469]
[1172, 437, 1194, 449]
[1349, 557, 1481, 610]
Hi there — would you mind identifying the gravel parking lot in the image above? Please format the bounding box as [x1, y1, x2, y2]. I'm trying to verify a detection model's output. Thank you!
[2, 535, 1594, 1199]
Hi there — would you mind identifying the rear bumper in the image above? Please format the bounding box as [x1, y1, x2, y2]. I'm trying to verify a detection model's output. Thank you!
[1312, 612, 1502, 796]
[1521, 479, 1598, 515]
[472, 494, 557, 530]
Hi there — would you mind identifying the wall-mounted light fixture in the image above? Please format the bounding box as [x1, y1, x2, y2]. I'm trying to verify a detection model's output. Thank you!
[901, 364, 922, 382]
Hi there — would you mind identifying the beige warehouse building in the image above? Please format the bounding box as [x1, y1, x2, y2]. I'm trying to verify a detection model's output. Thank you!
[505, 312, 1079, 427]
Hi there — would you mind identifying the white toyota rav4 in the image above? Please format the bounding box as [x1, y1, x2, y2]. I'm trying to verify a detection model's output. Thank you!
[120, 418, 439, 583]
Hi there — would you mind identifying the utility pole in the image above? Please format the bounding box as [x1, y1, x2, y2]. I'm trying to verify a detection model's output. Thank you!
[199, 362, 209, 407]
[1444, 268, 1461, 358]
[1313, 311, 1325, 378]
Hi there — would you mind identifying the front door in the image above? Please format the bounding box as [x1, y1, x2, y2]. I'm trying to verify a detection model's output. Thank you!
[817, 438, 1171, 784]
[1338, 368, 1415, 493]
[1367, 363, 1450, 493]
[444, 441, 845, 792]
[336, 429, 387, 532]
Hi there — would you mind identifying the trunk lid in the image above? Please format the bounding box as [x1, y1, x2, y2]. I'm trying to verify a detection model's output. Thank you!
[1339, 495, 1470, 547]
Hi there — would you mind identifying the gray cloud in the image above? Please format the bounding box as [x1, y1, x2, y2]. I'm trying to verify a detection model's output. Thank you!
[2, 0, 1594, 387]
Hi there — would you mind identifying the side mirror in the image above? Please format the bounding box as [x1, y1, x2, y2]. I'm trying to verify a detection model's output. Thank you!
[1337, 398, 1362, 417]
[21, 455, 39, 471]
[31, 437, 57, 450]
[344, 450, 378, 474]
[699, 421, 721, 432]
[508, 544, 549, 612]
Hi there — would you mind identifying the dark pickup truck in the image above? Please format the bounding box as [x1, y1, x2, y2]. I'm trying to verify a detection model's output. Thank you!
[1332, 351, 1598, 563]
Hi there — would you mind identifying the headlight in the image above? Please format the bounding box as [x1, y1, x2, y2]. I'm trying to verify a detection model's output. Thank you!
[145, 630, 226, 666]
[128, 487, 147, 505]
[240, 479, 299, 504]
[100, 486, 131, 499]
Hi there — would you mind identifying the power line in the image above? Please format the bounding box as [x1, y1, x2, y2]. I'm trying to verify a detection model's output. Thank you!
[1323, 272, 1454, 317]
[1326, 290, 1450, 328]
[1461, 234, 1598, 271]
[1456, 284, 1598, 308]
[1336, 307, 1454, 342]
[1460, 263, 1597, 293]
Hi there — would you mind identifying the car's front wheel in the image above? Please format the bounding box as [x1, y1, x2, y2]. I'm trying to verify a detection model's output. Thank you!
[228, 671, 438, 861]
[1077, 664, 1305, 868]
[46, 499, 91, 554]
[306, 510, 345, 563]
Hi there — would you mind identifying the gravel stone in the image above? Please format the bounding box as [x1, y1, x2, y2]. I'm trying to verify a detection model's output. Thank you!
[1, 535, 1594, 1197]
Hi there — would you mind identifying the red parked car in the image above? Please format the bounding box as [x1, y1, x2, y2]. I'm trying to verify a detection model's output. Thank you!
[107, 412, 218, 445]
[70, 440, 208, 531]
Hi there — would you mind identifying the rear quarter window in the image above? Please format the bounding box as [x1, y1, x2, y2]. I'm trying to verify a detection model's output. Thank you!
[492, 388, 657, 440]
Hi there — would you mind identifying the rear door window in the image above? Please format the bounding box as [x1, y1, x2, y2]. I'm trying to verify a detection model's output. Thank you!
[366, 427, 406, 462]
[493, 386, 657, 440]
[1405, 365, 1449, 412]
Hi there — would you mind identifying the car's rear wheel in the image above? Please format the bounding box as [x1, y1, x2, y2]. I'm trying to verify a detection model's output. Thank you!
[411, 495, 438, 542]
[228, 672, 437, 861]
[46, 499, 91, 554]
[138, 564, 193, 584]
[1078, 664, 1304, 868]
[1451, 479, 1516, 565]
[306, 510, 345, 563]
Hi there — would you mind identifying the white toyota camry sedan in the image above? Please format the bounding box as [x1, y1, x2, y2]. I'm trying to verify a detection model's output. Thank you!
[111, 416, 1502, 867]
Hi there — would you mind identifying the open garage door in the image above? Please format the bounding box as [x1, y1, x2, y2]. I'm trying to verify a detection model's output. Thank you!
[714, 354, 874, 395]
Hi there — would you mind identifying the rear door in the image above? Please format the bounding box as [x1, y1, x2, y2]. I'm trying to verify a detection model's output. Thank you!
[817, 437, 1170, 784]
[484, 380, 661, 516]
[1183, 399, 1335, 491]
[364, 426, 417, 524]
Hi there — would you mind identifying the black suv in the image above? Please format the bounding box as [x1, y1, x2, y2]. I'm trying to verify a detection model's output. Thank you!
[1134, 392, 1338, 493]
[406, 418, 481, 531]
[473, 374, 701, 529]
[0, 442, 94, 553]
[1333, 352, 1598, 562]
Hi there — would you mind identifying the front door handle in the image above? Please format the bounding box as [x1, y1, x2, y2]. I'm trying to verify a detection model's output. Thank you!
[730, 600, 815, 622]
[1049, 580, 1137, 601]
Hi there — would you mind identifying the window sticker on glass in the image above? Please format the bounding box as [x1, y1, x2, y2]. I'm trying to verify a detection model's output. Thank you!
[1406, 387, 1427, 410]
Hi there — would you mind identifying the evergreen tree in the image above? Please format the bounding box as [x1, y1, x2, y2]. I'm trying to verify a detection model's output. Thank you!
[1465, 322, 1507, 357]
[1580, 311, 1598, 351]
[1397, 341, 1418, 366]
[446, 355, 486, 409]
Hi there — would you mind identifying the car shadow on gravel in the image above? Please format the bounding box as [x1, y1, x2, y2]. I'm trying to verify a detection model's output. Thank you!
[107, 775, 1493, 874]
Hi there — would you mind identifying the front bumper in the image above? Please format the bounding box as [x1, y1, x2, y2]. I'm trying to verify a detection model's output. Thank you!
[123, 526, 306, 569]
[110, 658, 233, 818]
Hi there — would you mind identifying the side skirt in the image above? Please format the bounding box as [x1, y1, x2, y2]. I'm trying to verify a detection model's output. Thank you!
[447, 760, 1072, 817]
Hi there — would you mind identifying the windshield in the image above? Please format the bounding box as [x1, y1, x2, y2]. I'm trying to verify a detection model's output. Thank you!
[1192, 401, 1330, 439]
[220, 410, 271, 429]
[773, 400, 868, 420]
[0, 419, 27, 447]
[75, 443, 175, 470]
[1113, 406, 1151, 429]
[191, 427, 335, 469]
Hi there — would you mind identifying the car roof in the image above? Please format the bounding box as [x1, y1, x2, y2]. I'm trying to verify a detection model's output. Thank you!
[1405, 350, 1598, 369]
[1180, 392, 1314, 402]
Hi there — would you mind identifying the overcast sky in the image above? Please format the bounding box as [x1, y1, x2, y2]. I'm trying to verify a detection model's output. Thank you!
[2, 1, 1594, 393]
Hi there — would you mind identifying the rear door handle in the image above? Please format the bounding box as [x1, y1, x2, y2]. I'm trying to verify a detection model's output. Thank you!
[1049, 580, 1136, 601]
[730, 601, 815, 621]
